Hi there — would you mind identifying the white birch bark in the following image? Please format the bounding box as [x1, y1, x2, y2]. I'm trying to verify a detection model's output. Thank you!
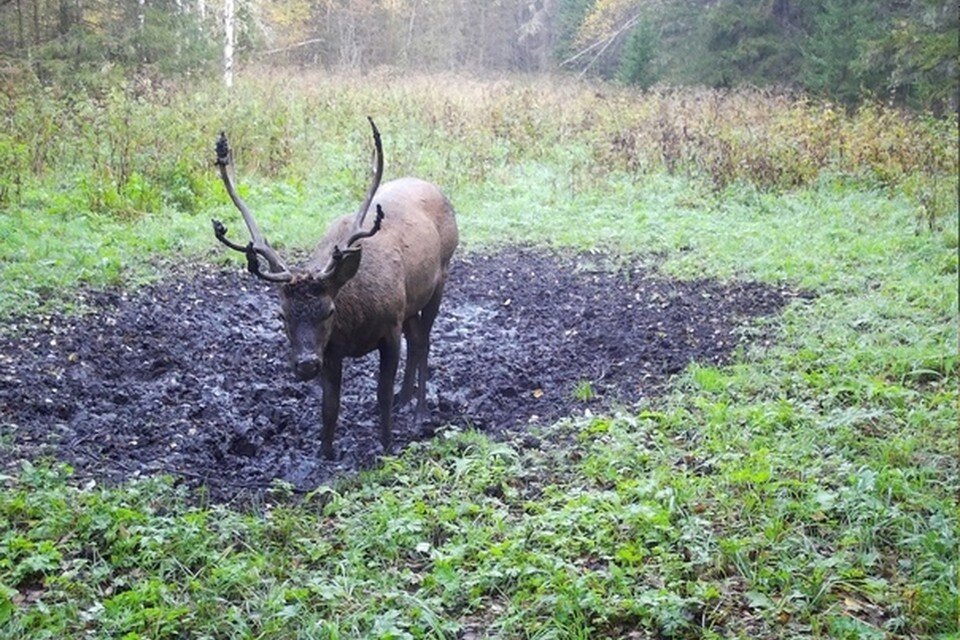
[224, 0, 235, 88]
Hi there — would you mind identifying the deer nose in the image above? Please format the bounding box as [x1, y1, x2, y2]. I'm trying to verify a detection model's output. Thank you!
[294, 356, 320, 381]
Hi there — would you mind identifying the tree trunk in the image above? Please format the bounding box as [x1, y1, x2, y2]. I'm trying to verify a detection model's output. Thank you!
[402, 0, 418, 65]
[16, 0, 24, 49]
[57, 0, 70, 36]
[32, 0, 40, 45]
[772, 0, 796, 29]
[224, 0, 235, 87]
[195, 0, 205, 41]
[174, 0, 182, 57]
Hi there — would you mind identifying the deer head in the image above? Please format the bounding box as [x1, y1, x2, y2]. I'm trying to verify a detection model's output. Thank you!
[212, 118, 385, 380]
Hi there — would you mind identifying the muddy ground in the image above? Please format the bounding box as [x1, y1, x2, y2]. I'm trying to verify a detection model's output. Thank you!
[0, 249, 800, 502]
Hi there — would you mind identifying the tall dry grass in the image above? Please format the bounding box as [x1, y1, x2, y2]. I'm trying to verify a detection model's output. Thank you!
[1, 69, 956, 222]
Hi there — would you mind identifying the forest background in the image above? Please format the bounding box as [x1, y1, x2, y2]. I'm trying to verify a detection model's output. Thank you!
[1, 0, 957, 114]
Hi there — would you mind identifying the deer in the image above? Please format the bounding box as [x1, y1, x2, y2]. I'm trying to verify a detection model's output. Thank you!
[211, 119, 458, 460]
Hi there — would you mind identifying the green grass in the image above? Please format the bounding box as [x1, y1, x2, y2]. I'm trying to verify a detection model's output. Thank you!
[0, 73, 957, 638]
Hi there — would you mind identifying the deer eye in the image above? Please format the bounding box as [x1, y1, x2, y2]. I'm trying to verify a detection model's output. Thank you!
[322, 305, 335, 320]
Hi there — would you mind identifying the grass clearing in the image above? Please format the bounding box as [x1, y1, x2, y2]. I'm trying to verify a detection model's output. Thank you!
[0, 72, 957, 638]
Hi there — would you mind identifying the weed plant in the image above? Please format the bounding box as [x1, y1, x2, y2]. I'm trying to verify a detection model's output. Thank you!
[3, 71, 956, 205]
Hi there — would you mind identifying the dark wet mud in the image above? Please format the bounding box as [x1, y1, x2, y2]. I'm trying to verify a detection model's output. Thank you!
[0, 249, 801, 501]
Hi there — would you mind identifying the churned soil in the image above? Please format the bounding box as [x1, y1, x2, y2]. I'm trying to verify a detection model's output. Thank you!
[0, 249, 800, 501]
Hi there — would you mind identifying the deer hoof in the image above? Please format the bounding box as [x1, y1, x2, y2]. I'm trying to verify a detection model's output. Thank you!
[394, 387, 414, 408]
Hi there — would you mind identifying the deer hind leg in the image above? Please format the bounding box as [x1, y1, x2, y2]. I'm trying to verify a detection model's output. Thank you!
[397, 316, 424, 408]
[412, 282, 445, 424]
[378, 327, 402, 454]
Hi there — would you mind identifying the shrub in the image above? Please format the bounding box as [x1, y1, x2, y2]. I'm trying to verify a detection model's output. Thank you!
[0, 71, 955, 224]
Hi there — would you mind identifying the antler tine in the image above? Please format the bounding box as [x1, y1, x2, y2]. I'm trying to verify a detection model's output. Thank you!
[212, 220, 295, 283]
[214, 132, 293, 282]
[354, 117, 383, 229]
[346, 203, 386, 248]
[316, 204, 386, 282]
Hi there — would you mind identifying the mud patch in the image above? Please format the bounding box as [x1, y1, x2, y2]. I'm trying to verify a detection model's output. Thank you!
[0, 249, 800, 501]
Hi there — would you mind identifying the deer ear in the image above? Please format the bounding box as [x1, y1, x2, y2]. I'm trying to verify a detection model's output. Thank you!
[320, 246, 362, 293]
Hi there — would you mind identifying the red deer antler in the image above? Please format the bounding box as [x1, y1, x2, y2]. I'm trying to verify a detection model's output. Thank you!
[355, 116, 384, 230]
[211, 132, 294, 283]
[315, 118, 385, 281]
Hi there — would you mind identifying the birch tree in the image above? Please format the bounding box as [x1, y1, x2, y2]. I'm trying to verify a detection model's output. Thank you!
[224, 0, 235, 87]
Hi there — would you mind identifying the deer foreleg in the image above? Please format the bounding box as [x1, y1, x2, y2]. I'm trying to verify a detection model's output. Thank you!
[320, 356, 343, 460]
[378, 328, 402, 454]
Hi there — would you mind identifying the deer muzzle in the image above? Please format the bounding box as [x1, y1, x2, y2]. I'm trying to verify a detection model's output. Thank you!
[294, 355, 321, 381]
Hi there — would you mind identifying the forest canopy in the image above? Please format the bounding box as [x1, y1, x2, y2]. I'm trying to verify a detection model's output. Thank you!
[0, 0, 957, 112]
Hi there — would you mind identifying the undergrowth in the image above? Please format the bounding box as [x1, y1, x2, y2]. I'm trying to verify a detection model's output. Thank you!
[0, 71, 957, 638]
[0, 71, 957, 319]
[2, 72, 956, 202]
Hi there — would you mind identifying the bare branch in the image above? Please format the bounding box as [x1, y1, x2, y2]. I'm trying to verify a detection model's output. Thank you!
[559, 35, 610, 67]
[559, 12, 643, 77]
[259, 38, 325, 57]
